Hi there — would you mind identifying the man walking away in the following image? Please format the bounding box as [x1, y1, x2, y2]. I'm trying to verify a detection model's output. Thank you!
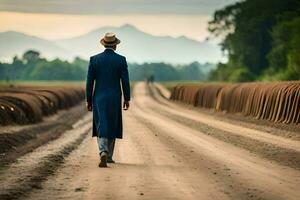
[86, 32, 130, 168]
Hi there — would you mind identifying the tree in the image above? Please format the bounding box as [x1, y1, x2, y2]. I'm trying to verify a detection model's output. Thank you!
[208, 0, 300, 81]
[22, 50, 40, 64]
[178, 62, 205, 81]
[30, 58, 86, 80]
[266, 16, 300, 80]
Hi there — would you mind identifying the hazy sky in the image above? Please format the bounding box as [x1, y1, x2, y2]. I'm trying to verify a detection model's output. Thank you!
[0, 0, 239, 41]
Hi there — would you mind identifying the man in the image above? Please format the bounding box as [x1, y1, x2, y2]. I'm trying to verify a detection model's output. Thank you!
[86, 32, 130, 168]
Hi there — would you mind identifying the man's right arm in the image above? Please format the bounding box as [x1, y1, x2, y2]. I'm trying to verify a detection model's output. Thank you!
[86, 57, 95, 111]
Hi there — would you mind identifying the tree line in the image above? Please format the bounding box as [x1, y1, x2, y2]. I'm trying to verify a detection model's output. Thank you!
[0, 50, 87, 81]
[208, 0, 300, 82]
[129, 62, 214, 82]
[0, 50, 214, 82]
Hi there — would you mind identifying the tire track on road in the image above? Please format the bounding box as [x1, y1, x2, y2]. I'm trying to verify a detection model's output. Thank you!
[24, 110, 231, 200]
[146, 83, 300, 170]
[131, 108, 269, 200]
[132, 82, 300, 200]
[154, 83, 300, 138]
[150, 83, 300, 151]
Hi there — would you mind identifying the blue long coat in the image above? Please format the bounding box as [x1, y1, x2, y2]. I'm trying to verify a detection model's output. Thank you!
[86, 49, 130, 139]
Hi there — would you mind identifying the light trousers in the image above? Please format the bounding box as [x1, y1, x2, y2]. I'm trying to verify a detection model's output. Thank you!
[97, 137, 115, 160]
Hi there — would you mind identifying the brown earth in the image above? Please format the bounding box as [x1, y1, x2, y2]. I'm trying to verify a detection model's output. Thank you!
[0, 102, 87, 166]
[0, 82, 299, 200]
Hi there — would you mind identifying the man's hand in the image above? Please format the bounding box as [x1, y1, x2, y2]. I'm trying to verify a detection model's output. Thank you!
[123, 101, 130, 110]
[86, 102, 93, 112]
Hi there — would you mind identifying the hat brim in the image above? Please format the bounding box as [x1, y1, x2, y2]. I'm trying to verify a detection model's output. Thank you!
[100, 38, 121, 46]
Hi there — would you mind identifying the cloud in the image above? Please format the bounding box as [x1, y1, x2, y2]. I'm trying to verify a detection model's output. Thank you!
[0, 0, 240, 15]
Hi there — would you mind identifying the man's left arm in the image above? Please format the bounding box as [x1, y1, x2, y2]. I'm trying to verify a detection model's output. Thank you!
[120, 57, 130, 110]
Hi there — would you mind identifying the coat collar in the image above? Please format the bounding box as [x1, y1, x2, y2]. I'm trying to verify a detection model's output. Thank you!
[104, 48, 115, 53]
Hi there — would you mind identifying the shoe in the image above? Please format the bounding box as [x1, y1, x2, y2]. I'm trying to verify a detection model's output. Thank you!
[107, 158, 115, 163]
[99, 152, 107, 168]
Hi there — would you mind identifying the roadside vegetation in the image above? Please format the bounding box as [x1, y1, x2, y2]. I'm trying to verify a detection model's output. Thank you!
[208, 0, 300, 82]
[0, 50, 88, 81]
[0, 50, 215, 82]
[170, 81, 300, 124]
[0, 85, 85, 125]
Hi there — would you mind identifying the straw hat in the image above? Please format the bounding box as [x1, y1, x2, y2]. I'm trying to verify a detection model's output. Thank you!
[100, 32, 121, 46]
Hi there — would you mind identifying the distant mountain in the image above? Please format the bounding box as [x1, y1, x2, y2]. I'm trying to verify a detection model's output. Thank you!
[0, 31, 73, 61]
[0, 25, 223, 64]
[55, 24, 223, 64]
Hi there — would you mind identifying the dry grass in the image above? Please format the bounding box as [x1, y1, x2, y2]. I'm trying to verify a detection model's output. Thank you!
[0, 84, 85, 125]
[170, 81, 300, 124]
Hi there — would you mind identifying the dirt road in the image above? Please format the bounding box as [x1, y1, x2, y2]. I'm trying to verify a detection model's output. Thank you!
[1, 82, 299, 200]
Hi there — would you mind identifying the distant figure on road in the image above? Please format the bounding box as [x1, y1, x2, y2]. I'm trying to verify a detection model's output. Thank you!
[146, 75, 155, 84]
[86, 32, 130, 168]
[149, 75, 155, 83]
